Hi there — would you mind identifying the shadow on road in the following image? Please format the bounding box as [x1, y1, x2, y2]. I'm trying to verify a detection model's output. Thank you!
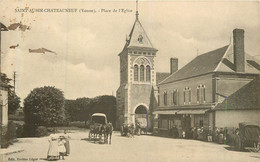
[224, 146, 251, 152]
[80, 138, 105, 145]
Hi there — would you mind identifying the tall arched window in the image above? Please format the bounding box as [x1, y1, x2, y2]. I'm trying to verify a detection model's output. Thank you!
[146, 65, 150, 82]
[134, 65, 139, 81]
[140, 65, 144, 81]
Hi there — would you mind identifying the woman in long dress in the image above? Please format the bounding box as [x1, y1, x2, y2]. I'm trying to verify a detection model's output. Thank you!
[47, 135, 59, 160]
[64, 130, 70, 156]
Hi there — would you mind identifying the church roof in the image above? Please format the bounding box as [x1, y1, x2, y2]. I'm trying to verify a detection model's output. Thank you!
[125, 18, 157, 51]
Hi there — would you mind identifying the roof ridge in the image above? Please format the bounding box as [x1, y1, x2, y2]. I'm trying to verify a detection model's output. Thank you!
[214, 44, 231, 72]
[159, 45, 229, 85]
[197, 45, 229, 58]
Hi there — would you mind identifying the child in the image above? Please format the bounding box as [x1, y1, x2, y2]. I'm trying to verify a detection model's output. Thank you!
[58, 136, 66, 160]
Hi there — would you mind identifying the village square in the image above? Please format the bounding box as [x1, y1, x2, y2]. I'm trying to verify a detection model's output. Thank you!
[0, 1, 260, 162]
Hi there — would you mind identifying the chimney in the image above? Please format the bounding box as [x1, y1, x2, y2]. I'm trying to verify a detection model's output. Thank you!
[170, 58, 178, 74]
[233, 29, 245, 72]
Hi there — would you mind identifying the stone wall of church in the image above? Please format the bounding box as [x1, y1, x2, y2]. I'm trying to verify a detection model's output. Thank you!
[120, 52, 128, 85]
[126, 84, 154, 129]
[116, 85, 127, 129]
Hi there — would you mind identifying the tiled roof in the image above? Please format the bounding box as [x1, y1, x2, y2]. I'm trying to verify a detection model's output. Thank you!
[159, 45, 229, 84]
[214, 76, 260, 110]
[156, 72, 170, 84]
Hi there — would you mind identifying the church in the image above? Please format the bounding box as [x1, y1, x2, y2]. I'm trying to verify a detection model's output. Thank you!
[115, 7, 163, 130]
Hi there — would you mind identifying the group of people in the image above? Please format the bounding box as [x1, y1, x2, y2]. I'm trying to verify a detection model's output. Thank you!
[47, 130, 70, 161]
[169, 126, 207, 140]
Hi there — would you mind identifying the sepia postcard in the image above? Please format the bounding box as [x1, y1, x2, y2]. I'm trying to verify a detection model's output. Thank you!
[0, 0, 259, 162]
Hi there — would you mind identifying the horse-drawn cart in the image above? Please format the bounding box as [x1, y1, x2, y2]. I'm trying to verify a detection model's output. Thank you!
[88, 113, 107, 141]
[88, 113, 113, 144]
[234, 122, 260, 152]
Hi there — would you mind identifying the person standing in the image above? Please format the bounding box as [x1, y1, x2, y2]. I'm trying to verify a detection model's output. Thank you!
[58, 136, 66, 160]
[64, 130, 70, 156]
[234, 129, 241, 151]
[47, 134, 59, 161]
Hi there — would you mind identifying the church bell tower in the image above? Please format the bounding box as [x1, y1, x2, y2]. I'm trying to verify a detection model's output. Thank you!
[116, 2, 158, 130]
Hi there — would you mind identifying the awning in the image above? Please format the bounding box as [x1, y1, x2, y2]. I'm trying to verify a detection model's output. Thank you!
[177, 109, 209, 115]
[152, 110, 179, 115]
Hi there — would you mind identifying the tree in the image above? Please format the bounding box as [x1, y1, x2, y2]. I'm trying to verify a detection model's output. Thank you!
[89, 95, 117, 126]
[23, 86, 66, 128]
[65, 95, 117, 126]
[8, 91, 20, 114]
[1, 73, 20, 114]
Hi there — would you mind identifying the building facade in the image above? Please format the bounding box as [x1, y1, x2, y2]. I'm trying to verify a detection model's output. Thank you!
[154, 29, 260, 137]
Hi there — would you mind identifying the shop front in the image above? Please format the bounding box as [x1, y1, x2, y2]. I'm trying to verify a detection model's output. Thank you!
[153, 109, 209, 138]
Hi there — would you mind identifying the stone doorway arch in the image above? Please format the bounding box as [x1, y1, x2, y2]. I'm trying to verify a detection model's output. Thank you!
[134, 105, 148, 133]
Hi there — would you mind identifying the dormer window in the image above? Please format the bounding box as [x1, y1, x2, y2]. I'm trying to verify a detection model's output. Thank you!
[138, 34, 143, 43]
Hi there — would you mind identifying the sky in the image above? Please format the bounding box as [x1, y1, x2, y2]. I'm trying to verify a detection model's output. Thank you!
[0, 0, 259, 103]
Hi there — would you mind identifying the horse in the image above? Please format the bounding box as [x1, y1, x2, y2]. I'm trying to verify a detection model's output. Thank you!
[104, 122, 113, 144]
[89, 123, 104, 142]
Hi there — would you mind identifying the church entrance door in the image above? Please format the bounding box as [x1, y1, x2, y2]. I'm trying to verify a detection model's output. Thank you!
[135, 105, 148, 134]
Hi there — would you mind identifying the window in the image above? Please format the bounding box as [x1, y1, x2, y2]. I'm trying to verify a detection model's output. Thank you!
[161, 119, 168, 129]
[197, 84, 206, 103]
[134, 65, 138, 81]
[203, 86, 206, 102]
[189, 89, 191, 103]
[199, 120, 203, 127]
[184, 87, 191, 104]
[158, 89, 160, 106]
[146, 65, 150, 82]
[164, 91, 168, 106]
[140, 65, 144, 81]
[172, 89, 178, 105]
[197, 88, 200, 103]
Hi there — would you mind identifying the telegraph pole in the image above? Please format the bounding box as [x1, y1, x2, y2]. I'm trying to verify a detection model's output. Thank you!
[13, 71, 16, 93]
